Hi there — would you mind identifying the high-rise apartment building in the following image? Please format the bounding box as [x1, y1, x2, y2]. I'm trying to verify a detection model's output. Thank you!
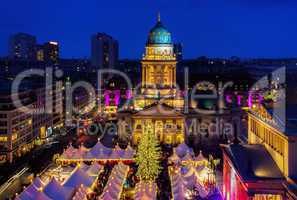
[9, 33, 37, 60]
[91, 33, 119, 69]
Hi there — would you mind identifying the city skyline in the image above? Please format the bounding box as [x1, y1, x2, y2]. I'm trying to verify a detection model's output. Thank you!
[1, 2, 297, 199]
[1, 0, 297, 59]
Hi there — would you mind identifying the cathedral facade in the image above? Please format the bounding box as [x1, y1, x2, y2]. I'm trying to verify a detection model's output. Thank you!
[119, 14, 185, 145]
[118, 14, 240, 146]
[134, 13, 184, 109]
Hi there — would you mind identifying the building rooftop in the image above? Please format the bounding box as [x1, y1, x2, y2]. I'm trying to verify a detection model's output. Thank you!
[221, 144, 284, 182]
[147, 13, 172, 45]
[250, 103, 297, 137]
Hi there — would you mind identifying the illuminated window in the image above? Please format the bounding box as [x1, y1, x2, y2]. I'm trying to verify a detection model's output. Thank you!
[0, 136, 8, 142]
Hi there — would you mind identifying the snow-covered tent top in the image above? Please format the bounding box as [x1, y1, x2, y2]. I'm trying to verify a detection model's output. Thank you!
[43, 177, 74, 200]
[100, 164, 129, 200]
[63, 167, 96, 188]
[135, 181, 157, 200]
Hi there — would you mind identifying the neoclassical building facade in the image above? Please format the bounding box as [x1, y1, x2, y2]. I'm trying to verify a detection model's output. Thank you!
[118, 103, 184, 145]
[222, 104, 297, 200]
[134, 13, 184, 109]
[117, 14, 185, 145]
[118, 14, 242, 146]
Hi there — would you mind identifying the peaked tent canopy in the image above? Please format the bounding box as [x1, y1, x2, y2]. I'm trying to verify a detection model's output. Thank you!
[44, 177, 74, 200]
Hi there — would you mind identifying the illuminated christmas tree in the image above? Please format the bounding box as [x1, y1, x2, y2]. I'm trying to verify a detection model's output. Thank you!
[135, 123, 162, 182]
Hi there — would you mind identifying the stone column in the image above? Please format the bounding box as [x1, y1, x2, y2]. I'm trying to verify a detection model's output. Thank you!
[142, 65, 145, 87]
[173, 66, 176, 86]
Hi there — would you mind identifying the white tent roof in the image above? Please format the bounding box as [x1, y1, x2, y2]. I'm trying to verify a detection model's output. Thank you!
[60, 144, 76, 159]
[181, 152, 193, 162]
[16, 191, 32, 200]
[100, 164, 129, 200]
[194, 181, 208, 198]
[183, 174, 197, 188]
[170, 166, 209, 200]
[171, 171, 186, 200]
[33, 191, 53, 200]
[135, 181, 157, 200]
[72, 148, 85, 159]
[195, 150, 206, 162]
[18, 184, 53, 200]
[72, 185, 88, 200]
[196, 165, 206, 174]
[59, 141, 135, 161]
[32, 177, 45, 189]
[175, 143, 193, 158]
[63, 167, 95, 188]
[169, 149, 180, 164]
[79, 162, 89, 171]
[90, 141, 111, 152]
[100, 192, 113, 200]
[44, 177, 74, 200]
[22, 184, 39, 197]
[86, 162, 102, 176]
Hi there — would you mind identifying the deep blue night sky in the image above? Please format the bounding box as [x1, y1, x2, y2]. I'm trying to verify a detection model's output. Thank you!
[1, 0, 297, 59]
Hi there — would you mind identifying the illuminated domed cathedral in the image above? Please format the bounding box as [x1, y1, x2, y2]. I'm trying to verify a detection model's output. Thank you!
[118, 14, 243, 146]
[119, 14, 185, 145]
[134, 13, 184, 109]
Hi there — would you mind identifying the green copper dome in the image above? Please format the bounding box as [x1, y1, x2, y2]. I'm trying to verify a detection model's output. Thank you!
[147, 14, 172, 45]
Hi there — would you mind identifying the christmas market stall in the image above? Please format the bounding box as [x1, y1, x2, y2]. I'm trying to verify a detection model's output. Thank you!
[43, 177, 74, 200]
[169, 143, 223, 200]
[135, 181, 157, 200]
[63, 165, 97, 189]
[99, 163, 129, 200]
[57, 141, 135, 164]
[16, 162, 102, 200]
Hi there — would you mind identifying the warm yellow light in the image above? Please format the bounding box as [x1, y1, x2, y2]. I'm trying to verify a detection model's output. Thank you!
[0, 136, 8, 142]
[11, 134, 18, 141]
